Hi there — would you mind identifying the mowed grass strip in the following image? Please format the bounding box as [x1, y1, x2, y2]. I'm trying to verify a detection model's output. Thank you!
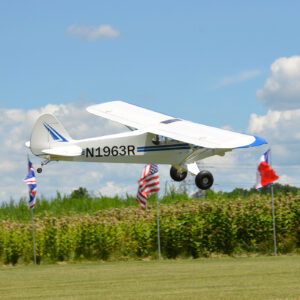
[0, 256, 299, 300]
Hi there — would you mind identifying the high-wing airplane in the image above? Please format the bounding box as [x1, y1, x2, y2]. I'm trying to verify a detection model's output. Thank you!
[26, 101, 267, 190]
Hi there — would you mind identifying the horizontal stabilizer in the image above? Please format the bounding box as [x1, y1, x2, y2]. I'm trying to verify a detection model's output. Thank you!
[42, 145, 82, 157]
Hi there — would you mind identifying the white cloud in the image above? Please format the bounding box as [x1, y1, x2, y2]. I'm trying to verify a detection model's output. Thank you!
[95, 181, 137, 197]
[248, 109, 300, 143]
[245, 108, 300, 187]
[0, 161, 18, 173]
[66, 24, 120, 41]
[256, 55, 300, 109]
[215, 69, 262, 88]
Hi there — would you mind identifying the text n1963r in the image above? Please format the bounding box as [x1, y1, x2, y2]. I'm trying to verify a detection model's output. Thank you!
[85, 145, 136, 157]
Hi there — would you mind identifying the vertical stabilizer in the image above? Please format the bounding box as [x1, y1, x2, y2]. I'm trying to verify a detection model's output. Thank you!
[30, 114, 73, 156]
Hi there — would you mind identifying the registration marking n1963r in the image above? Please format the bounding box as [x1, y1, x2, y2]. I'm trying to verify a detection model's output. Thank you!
[85, 145, 135, 157]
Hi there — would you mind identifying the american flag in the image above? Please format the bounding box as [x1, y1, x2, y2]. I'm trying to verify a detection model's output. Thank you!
[24, 158, 37, 209]
[137, 164, 160, 210]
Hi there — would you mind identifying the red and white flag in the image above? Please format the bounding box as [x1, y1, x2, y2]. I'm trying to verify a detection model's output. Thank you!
[137, 164, 160, 210]
[256, 149, 279, 189]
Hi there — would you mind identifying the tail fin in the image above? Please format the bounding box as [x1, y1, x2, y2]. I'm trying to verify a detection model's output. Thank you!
[29, 114, 74, 156]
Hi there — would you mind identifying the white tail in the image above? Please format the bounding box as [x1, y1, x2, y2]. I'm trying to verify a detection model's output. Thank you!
[29, 114, 73, 156]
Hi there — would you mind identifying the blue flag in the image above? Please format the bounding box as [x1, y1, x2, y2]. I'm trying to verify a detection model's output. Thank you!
[24, 158, 37, 209]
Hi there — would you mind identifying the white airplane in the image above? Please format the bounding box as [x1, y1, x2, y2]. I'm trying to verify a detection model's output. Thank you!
[26, 101, 267, 190]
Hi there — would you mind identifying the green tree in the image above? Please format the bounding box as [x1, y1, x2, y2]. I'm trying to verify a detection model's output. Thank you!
[70, 187, 89, 199]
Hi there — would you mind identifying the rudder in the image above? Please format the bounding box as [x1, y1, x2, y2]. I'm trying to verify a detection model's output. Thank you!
[30, 114, 73, 155]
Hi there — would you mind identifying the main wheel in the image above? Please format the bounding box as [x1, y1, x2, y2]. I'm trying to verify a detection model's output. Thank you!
[195, 170, 214, 190]
[37, 168, 43, 174]
[170, 166, 187, 182]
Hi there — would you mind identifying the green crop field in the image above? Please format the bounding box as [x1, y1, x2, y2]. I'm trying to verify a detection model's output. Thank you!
[0, 256, 300, 299]
[1, 192, 300, 264]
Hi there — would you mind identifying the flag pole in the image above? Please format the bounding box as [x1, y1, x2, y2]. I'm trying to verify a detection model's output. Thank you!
[269, 149, 277, 257]
[137, 164, 161, 260]
[31, 208, 37, 264]
[27, 154, 37, 264]
[270, 184, 277, 256]
[156, 195, 161, 261]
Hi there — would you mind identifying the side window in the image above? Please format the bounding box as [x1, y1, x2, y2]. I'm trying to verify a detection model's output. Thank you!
[152, 135, 166, 145]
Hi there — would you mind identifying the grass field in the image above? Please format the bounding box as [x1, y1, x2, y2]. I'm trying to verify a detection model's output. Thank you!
[0, 256, 300, 299]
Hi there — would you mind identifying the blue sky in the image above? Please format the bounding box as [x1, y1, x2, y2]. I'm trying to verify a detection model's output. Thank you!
[1, 1, 300, 202]
[2, 1, 298, 125]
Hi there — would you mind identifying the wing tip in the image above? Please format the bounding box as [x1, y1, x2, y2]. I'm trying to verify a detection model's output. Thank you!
[238, 135, 268, 149]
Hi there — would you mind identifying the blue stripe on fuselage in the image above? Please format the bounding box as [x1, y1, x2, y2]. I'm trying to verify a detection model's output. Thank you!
[137, 143, 191, 152]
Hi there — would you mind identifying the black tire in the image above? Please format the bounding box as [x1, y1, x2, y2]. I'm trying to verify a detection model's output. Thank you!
[170, 166, 187, 182]
[195, 170, 214, 190]
[37, 168, 43, 174]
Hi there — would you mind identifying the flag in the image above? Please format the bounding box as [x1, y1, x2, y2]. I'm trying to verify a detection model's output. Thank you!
[24, 158, 37, 209]
[137, 164, 160, 209]
[256, 149, 279, 189]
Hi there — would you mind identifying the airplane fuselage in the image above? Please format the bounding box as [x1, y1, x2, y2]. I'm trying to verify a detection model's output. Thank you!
[46, 130, 196, 165]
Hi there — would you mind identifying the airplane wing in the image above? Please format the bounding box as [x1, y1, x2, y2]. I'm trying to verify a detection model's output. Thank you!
[87, 101, 171, 129]
[87, 101, 267, 149]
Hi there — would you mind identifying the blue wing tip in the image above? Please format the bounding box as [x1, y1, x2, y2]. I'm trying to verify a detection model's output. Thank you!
[238, 135, 267, 149]
[252, 135, 268, 147]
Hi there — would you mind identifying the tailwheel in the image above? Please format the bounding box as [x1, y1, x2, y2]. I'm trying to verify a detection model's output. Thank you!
[37, 159, 51, 174]
[170, 166, 187, 182]
[195, 170, 214, 190]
